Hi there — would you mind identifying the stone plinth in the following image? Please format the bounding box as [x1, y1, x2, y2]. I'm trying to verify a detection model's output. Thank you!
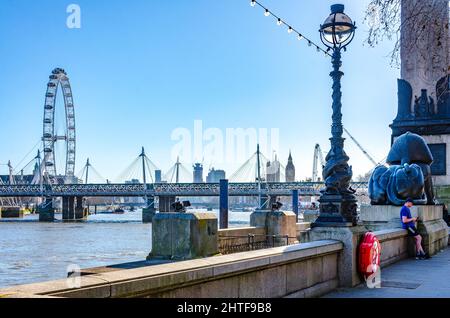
[267, 211, 298, 244]
[38, 199, 55, 222]
[310, 225, 368, 288]
[250, 209, 270, 228]
[361, 205, 409, 230]
[0, 207, 24, 218]
[149, 212, 218, 260]
[250, 209, 298, 244]
[303, 210, 319, 223]
[361, 205, 448, 255]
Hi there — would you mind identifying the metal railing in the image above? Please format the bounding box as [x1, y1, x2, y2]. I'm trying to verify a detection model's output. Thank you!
[0, 181, 368, 198]
[218, 234, 298, 255]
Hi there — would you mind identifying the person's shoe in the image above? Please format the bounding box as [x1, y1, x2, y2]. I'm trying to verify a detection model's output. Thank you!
[416, 253, 421, 260]
[422, 252, 431, 259]
[418, 252, 431, 260]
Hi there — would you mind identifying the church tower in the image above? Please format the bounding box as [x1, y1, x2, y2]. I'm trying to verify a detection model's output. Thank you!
[285, 151, 296, 182]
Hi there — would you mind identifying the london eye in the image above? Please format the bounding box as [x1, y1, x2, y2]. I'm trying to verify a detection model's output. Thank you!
[42, 68, 76, 181]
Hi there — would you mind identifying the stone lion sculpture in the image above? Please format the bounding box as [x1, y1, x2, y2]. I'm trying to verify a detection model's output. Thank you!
[369, 132, 435, 205]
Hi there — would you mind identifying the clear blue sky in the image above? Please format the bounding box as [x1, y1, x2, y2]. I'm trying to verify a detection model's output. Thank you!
[0, 0, 399, 181]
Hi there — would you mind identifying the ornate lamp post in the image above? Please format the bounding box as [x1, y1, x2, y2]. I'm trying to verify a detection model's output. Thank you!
[314, 4, 358, 227]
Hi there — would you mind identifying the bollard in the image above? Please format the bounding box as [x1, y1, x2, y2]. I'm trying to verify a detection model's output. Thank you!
[219, 179, 229, 229]
[292, 189, 299, 221]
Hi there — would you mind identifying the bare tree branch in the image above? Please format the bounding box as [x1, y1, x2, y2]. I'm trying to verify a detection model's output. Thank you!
[364, 0, 449, 69]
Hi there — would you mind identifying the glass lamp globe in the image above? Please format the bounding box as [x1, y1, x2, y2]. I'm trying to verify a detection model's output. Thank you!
[320, 4, 356, 49]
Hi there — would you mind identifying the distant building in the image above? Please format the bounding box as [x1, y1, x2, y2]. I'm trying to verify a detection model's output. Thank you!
[193, 163, 204, 183]
[125, 179, 140, 184]
[206, 168, 226, 183]
[155, 170, 162, 183]
[266, 156, 281, 182]
[285, 151, 296, 182]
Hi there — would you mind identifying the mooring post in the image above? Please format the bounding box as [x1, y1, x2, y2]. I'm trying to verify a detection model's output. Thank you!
[292, 189, 299, 221]
[219, 179, 229, 229]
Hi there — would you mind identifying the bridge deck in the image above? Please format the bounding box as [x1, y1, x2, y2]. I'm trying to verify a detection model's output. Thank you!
[0, 182, 368, 197]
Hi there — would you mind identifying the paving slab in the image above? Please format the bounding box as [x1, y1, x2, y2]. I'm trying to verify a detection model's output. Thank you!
[323, 247, 450, 298]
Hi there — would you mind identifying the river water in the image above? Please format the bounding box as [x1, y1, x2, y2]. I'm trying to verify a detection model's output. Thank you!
[0, 209, 251, 288]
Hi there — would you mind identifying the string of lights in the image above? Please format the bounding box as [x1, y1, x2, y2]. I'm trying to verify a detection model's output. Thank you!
[249, 0, 332, 57]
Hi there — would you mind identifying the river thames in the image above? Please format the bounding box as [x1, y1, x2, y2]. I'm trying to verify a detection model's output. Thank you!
[0, 210, 251, 288]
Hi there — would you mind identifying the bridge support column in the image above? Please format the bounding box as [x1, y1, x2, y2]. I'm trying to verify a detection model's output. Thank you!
[38, 197, 55, 222]
[75, 196, 87, 220]
[219, 179, 228, 229]
[142, 196, 156, 223]
[292, 190, 299, 221]
[62, 196, 75, 221]
[158, 196, 176, 212]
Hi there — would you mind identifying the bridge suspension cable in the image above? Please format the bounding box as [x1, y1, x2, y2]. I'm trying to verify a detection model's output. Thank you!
[164, 157, 192, 183]
[12, 139, 42, 173]
[76, 158, 107, 184]
[114, 147, 160, 184]
[229, 145, 286, 183]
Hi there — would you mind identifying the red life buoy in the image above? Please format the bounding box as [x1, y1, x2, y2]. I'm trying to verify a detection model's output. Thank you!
[358, 232, 381, 278]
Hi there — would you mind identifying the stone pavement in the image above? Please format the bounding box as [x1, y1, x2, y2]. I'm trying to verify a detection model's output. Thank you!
[324, 247, 450, 298]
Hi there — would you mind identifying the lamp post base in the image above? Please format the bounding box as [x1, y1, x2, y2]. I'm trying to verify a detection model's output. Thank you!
[313, 193, 358, 227]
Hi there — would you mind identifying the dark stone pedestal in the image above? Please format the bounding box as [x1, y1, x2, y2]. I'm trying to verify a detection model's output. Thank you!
[38, 199, 55, 222]
[143, 196, 156, 223]
[142, 207, 156, 223]
[313, 194, 358, 227]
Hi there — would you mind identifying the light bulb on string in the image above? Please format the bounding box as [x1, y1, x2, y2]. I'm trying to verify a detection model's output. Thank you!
[249, 2, 331, 59]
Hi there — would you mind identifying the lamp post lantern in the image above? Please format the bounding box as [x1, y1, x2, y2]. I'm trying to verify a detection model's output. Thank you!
[314, 4, 358, 227]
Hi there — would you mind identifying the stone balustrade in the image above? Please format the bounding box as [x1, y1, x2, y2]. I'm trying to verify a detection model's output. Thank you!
[0, 240, 343, 298]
